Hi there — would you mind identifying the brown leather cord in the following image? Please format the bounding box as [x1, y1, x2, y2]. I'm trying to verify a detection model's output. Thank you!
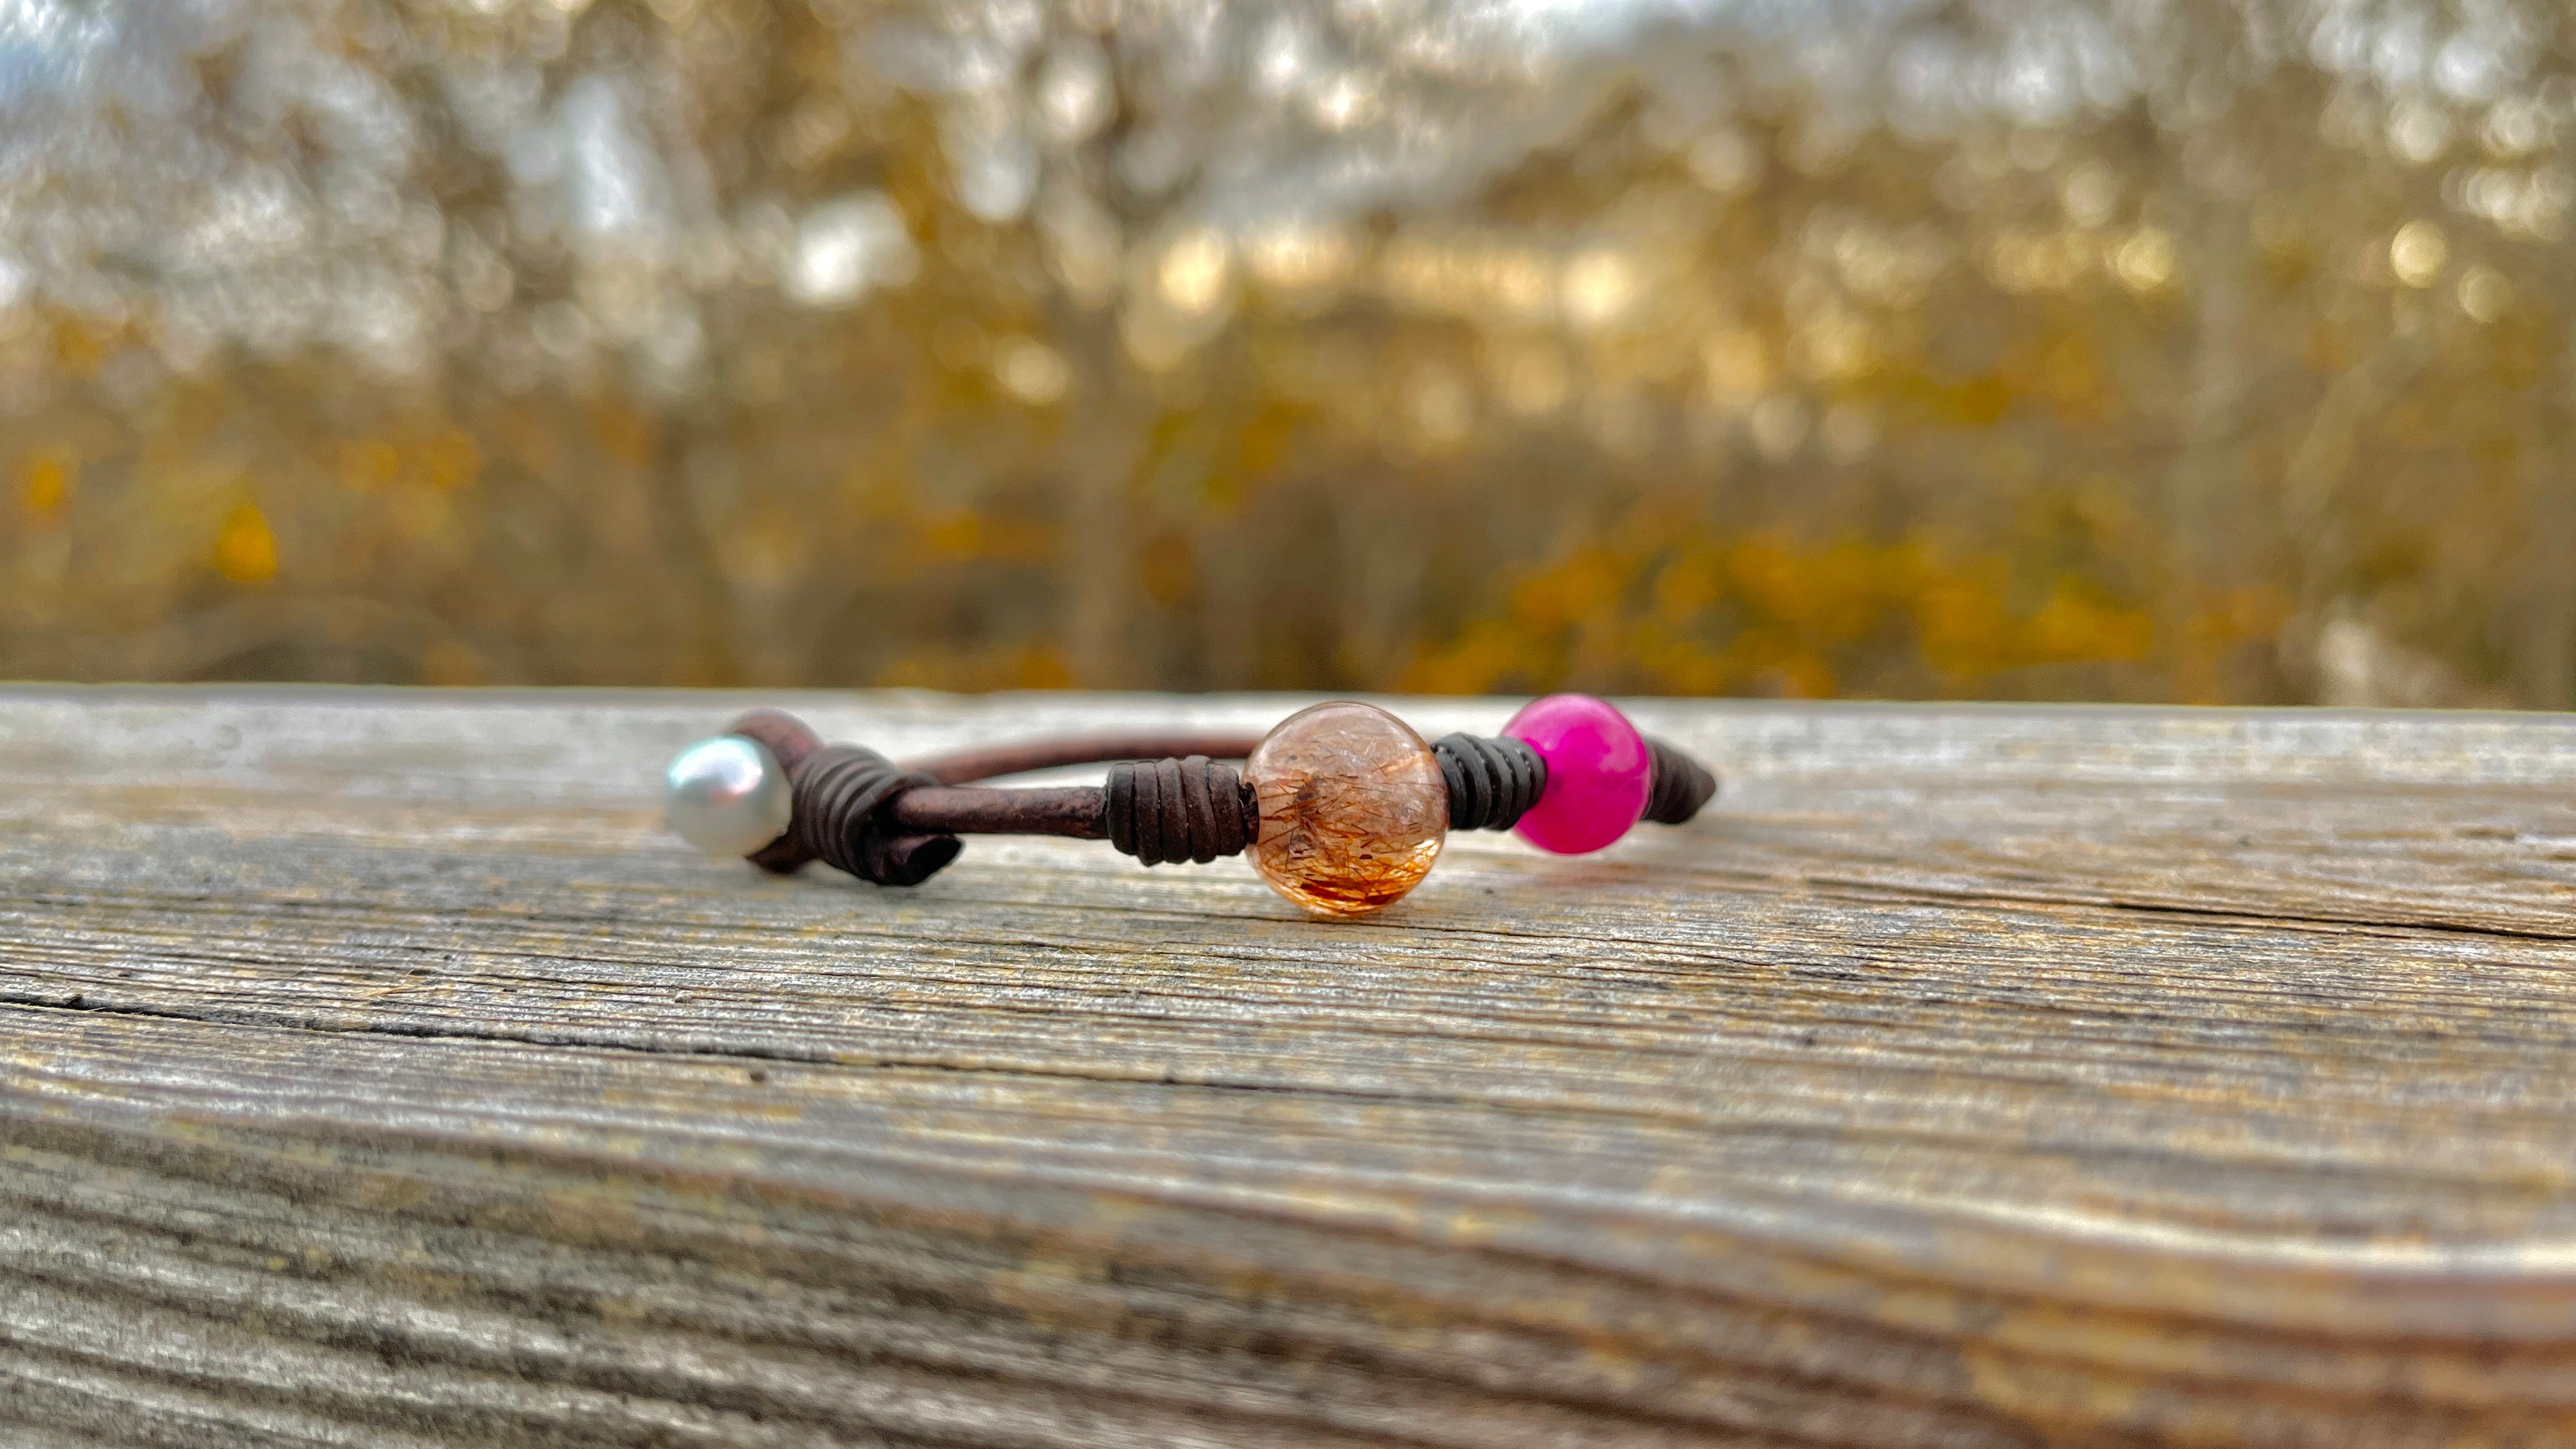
[904, 733, 1264, 786]
[731, 710, 958, 880]
[882, 785, 1107, 838]
[717, 709, 1717, 888]
[725, 711, 1265, 884]
[726, 709, 830, 874]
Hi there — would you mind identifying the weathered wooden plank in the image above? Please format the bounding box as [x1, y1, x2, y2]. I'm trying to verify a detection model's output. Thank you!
[4, 686, 2575, 1446]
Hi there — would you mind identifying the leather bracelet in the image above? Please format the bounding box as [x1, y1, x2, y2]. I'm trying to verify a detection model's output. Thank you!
[662, 696, 1717, 917]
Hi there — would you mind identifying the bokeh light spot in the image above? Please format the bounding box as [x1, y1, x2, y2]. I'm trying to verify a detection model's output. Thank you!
[2391, 220, 2448, 287]
[20, 452, 72, 521]
[215, 505, 279, 585]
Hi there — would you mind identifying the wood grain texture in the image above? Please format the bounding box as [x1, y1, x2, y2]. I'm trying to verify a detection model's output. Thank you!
[4, 686, 2576, 1447]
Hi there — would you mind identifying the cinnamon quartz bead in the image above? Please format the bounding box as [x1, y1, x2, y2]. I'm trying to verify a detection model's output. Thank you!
[1245, 702, 1448, 916]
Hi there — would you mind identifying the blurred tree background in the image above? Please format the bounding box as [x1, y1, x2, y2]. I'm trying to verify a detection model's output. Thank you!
[1, 0, 2570, 705]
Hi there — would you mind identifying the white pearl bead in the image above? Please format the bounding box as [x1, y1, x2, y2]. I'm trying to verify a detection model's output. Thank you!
[664, 735, 793, 857]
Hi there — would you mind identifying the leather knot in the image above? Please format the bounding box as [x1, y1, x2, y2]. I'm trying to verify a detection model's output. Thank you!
[788, 744, 958, 887]
[1430, 733, 1547, 831]
[1104, 756, 1256, 865]
[1641, 737, 1717, 825]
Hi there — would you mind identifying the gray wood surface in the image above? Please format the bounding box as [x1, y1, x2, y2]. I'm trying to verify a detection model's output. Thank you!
[4, 686, 2576, 1447]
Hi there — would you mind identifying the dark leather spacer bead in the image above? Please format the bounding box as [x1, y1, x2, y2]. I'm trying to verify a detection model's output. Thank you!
[788, 744, 958, 887]
[1642, 737, 1717, 825]
[1103, 756, 1256, 866]
[1430, 733, 1547, 831]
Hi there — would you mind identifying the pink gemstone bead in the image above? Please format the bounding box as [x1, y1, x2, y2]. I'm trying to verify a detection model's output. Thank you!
[1501, 694, 1652, 855]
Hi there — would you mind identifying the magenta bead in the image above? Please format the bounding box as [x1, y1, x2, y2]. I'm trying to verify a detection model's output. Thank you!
[1501, 694, 1652, 855]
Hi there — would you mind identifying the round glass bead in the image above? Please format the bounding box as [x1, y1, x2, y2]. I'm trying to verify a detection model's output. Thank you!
[664, 735, 794, 857]
[1501, 694, 1652, 855]
[1245, 702, 1448, 916]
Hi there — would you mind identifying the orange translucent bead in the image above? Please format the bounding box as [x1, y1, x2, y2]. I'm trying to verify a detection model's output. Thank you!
[1245, 701, 1448, 916]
